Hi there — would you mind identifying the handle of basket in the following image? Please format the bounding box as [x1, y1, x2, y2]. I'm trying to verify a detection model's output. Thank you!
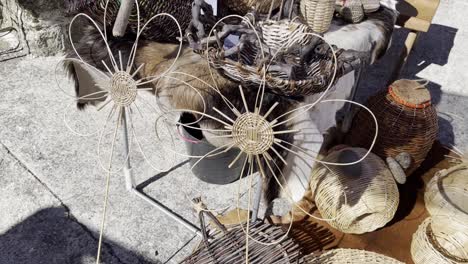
[198, 210, 228, 246]
[113, 0, 135, 37]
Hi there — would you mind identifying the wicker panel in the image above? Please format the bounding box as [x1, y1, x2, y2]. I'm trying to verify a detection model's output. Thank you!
[425, 164, 468, 221]
[346, 79, 439, 175]
[300, 0, 335, 33]
[411, 217, 468, 264]
[310, 147, 399, 234]
[305, 248, 404, 263]
[181, 221, 303, 263]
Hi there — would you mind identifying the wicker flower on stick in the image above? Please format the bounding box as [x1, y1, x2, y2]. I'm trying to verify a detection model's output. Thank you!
[154, 11, 380, 262]
[55, 1, 195, 262]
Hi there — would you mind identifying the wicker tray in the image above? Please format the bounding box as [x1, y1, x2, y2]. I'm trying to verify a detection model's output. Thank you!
[305, 248, 404, 263]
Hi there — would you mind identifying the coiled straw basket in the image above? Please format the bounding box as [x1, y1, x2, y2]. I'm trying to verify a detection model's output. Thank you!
[310, 147, 399, 234]
[181, 211, 303, 263]
[425, 163, 468, 221]
[305, 248, 404, 263]
[411, 217, 468, 264]
[300, 0, 335, 33]
[347, 79, 438, 176]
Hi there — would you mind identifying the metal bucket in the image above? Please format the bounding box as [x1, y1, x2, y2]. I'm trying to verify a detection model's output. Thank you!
[179, 113, 246, 185]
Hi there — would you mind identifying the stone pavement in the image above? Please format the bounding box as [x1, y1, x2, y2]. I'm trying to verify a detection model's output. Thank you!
[1, 0, 467, 263]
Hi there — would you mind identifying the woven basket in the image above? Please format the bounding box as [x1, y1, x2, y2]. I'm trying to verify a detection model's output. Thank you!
[181, 211, 303, 263]
[305, 248, 404, 263]
[300, 0, 335, 33]
[208, 19, 336, 97]
[411, 217, 468, 264]
[346, 79, 439, 176]
[425, 163, 468, 221]
[225, 0, 281, 14]
[310, 147, 399, 234]
[361, 0, 381, 13]
[336, 0, 365, 23]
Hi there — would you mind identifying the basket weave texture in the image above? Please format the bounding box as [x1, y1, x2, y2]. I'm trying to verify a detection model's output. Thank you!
[336, 0, 365, 23]
[305, 248, 404, 263]
[310, 147, 399, 234]
[425, 164, 468, 221]
[300, 0, 336, 33]
[361, 0, 381, 13]
[411, 217, 468, 264]
[346, 79, 438, 175]
[181, 221, 303, 263]
[225, 0, 281, 14]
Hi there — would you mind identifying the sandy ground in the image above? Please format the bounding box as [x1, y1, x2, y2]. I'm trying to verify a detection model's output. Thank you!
[1, 0, 467, 263]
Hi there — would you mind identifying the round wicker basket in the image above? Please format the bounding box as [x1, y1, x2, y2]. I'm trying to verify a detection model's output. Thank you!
[346, 79, 439, 176]
[336, 0, 365, 23]
[310, 147, 399, 234]
[411, 217, 468, 264]
[425, 164, 468, 221]
[305, 248, 404, 263]
[300, 0, 336, 33]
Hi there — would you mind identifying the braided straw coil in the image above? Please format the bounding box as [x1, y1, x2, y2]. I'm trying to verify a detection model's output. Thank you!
[425, 164, 468, 221]
[411, 217, 468, 264]
[346, 79, 438, 175]
[300, 0, 335, 33]
[310, 147, 399, 234]
[305, 248, 404, 263]
[336, 0, 365, 23]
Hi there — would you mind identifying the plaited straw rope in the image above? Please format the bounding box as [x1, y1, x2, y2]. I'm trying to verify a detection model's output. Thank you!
[336, 0, 365, 23]
[346, 79, 438, 175]
[310, 147, 399, 234]
[425, 163, 468, 221]
[411, 217, 468, 264]
[300, 0, 335, 33]
[305, 248, 404, 263]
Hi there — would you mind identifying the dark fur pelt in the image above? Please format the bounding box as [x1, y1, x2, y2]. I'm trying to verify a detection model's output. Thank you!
[64, 25, 136, 109]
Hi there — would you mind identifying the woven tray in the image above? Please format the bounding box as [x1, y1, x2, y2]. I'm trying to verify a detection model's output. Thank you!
[310, 147, 399, 234]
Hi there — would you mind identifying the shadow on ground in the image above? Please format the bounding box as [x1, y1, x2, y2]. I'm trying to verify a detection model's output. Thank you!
[0, 207, 157, 264]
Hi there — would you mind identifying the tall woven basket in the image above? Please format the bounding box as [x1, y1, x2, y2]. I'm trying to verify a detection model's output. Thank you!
[310, 147, 399, 234]
[411, 217, 468, 264]
[425, 163, 468, 221]
[305, 248, 404, 263]
[347, 79, 439, 176]
[300, 0, 335, 33]
[181, 211, 303, 263]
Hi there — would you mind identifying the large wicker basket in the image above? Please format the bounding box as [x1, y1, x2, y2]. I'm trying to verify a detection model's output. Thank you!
[310, 147, 399, 234]
[425, 163, 468, 221]
[411, 217, 468, 264]
[208, 19, 337, 97]
[346, 79, 439, 176]
[305, 248, 404, 263]
[181, 211, 303, 263]
[300, 0, 336, 33]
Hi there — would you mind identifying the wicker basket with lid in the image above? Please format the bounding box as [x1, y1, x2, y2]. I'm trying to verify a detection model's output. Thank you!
[346, 79, 439, 176]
